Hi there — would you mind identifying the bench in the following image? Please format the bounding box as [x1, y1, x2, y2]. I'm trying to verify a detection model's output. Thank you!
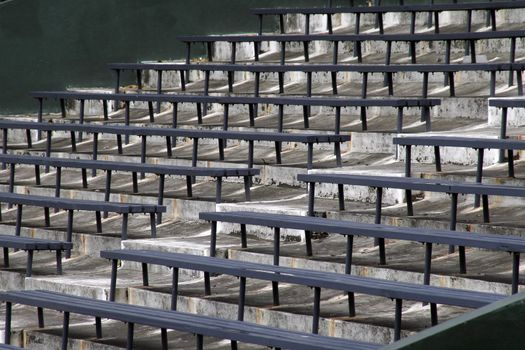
[199, 210, 525, 293]
[393, 135, 525, 206]
[0, 290, 381, 350]
[253, 1, 523, 35]
[0, 192, 165, 258]
[0, 154, 259, 210]
[0, 120, 350, 170]
[108, 62, 525, 98]
[31, 91, 439, 133]
[0, 345, 22, 350]
[178, 30, 525, 65]
[298, 173, 525, 266]
[0, 235, 71, 277]
[100, 249, 505, 341]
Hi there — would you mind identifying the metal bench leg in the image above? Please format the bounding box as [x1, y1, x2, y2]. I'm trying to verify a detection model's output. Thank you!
[35, 165, 41, 186]
[150, 213, 157, 238]
[171, 267, 179, 311]
[121, 213, 129, 240]
[186, 176, 193, 198]
[308, 182, 316, 216]
[508, 150, 515, 178]
[360, 107, 367, 131]
[56, 250, 63, 275]
[449, 193, 458, 254]
[110, 259, 118, 302]
[66, 210, 74, 259]
[44, 207, 51, 227]
[406, 190, 413, 217]
[424, 242, 432, 286]
[238, 276, 246, 321]
[196, 334, 204, 350]
[95, 317, 102, 338]
[62, 311, 70, 350]
[275, 142, 282, 165]
[166, 137, 172, 158]
[132, 172, 138, 193]
[142, 262, 149, 286]
[103, 100, 109, 121]
[312, 287, 321, 334]
[396, 107, 403, 133]
[126, 322, 134, 350]
[474, 148, 484, 208]
[96, 211, 102, 233]
[243, 176, 251, 202]
[345, 235, 356, 317]
[210, 221, 217, 257]
[204, 271, 211, 296]
[512, 252, 520, 294]
[38, 307, 44, 328]
[430, 303, 438, 326]
[499, 108, 508, 162]
[3, 247, 8, 267]
[434, 146, 442, 172]
[81, 168, 88, 188]
[92, 133, 99, 177]
[124, 102, 130, 144]
[375, 187, 386, 265]
[161, 328, 168, 350]
[482, 194, 490, 223]
[394, 299, 403, 341]
[272, 227, 280, 306]
[335, 142, 342, 167]
[141, 136, 147, 178]
[15, 204, 22, 237]
[459, 245, 467, 274]
[26, 250, 34, 277]
[117, 135, 123, 155]
[305, 230, 313, 256]
[215, 177, 223, 204]
[157, 174, 165, 224]
[4, 302, 11, 344]
[338, 184, 345, 210]
[240, 224, 248, 249]
[45, 130, 52, 173]
[307, 143, 313, 170]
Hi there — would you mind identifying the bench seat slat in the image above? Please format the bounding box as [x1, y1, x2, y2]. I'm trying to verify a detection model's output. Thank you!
[101, 250, 504, 308]
[394, 136, 525, 149]
[298, 174, 525, 197]
[0, 234, 72, 250]
[0, 290, 380, 350]
[198, 211, 525, 253]
[0, 155, 258, 177]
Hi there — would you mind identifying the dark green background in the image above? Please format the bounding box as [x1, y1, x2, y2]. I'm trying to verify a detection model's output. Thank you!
[0, 0, 365, 114]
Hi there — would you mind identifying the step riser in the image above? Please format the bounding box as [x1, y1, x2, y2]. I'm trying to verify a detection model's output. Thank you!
[128, 288, 400, 344]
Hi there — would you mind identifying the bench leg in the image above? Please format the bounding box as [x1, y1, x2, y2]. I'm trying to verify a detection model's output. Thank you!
[95, 317, 102, 338]
[424, 243, 432, 286]
[161, 328, 168, 350]
[121, 213, 129, 241]
[56, 250, 63, 275]
[430, 303, 438, 326]
[132, 172, 139, 193]
[157, 175, 165, 224]
[272, 227, 280, 306]
[346, 234, 356, 317]
[243, 176, 251, 202]
[204, 271, 211, 296]
[448, 193, 458, 254]
[26, 250, 34, 277]
[215, 177, 223, 204]
[375, 187, 386, 265]
[482, 194, 490, 223]
[305, 230, 313, 257]
[308, 182, 316, 216]
[238, 276, 246, 322]
[186, 176, 193, 198]
[66, 210, 74, 259]
[4, 301, 11, 344]
[44, 207, 51, 227]
[210, 221, 217, 257]
[240, 224, 247, 249]
[150, 213, 157, 239]
[406, 190, 414, 217]
[459, 246, 467, 274]
[38, 307, 44, 328]
[508, 150, 515, 178]
[15, 204, 22, 236]
[394, 299, 403, 341]
[110, 259, 118, 302]
[312, 287, 321, 334]
[141, 262, 149, 286]
[3, 247, 8, 267]
[126, 322, 134, 350]
[512, 252, 520, 294]
[62, 311, 70, 350]
[474, 148, 484, 208]
[81, 168, 88, 188]
[171, 267, 179, 311]
[338, 184, 345, 211]
[196, 334, 204, 350]
[96, 211, 103, 232]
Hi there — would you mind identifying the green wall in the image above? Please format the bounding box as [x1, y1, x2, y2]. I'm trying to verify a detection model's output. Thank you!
[0, 0, 361, 114]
